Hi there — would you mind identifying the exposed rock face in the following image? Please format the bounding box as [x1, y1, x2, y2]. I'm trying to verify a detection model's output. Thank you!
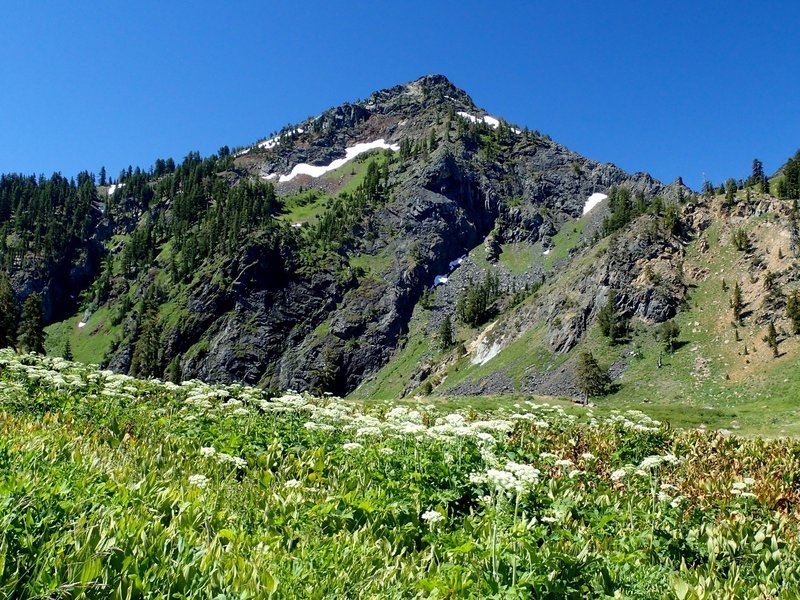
[121, 75, 692, 394]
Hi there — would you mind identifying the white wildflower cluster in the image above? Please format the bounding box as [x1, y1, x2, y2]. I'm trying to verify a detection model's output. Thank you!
[0, 350, 91, 391]
[198, 446, 247, 469]
[284, 479, 303, 489]
[421, 510, 444, 525]
[355, 426, 382, 438]
[188, 474, 209, 488]
[658, 483, 686, 508]
[505, 461, 541, 487]
[470, 461, 540, 497]
[342, 442, 363, 452]
[731, 477, 757, 498]
[610, 468, 629, 482]
[607, 410, 662, 432]
[217, 453, 247, 469]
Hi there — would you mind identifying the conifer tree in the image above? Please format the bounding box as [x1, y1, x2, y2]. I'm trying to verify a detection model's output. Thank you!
[656, 320, 681, 353]
[438, 315, 454, 350]
[17, 292, 45, 354]
[63, 339, 74, 361]
[598, 289, 626, 344]
[575, 351, 610, 404]
[724, 178, 737, 206]
[130, 303, 161, 378]
[0, 272, 16, 348]
[731, 282, 744, 324]
[786, 290, 800, 334]
[763, 321, 779, 357]
[751, 159, 764, 186]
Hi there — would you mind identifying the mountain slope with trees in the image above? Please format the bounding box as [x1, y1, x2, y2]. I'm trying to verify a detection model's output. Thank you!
[0, 75, 798, 428]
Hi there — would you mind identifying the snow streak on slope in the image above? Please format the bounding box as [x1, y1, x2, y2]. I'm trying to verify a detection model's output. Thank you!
[457, 111, 500, 129]
[265, 139, 400, 183]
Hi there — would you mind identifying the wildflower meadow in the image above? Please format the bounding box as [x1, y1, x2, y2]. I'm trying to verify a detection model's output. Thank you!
[0, 349, 799, 598]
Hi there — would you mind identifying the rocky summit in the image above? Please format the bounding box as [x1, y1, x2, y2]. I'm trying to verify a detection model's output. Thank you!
[2, 75, 799, 433]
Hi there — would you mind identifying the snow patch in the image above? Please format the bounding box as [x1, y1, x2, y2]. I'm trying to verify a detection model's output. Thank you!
[107, 183, 125, 195]
[264, 173, 278, 180]
[77, 321, 86, 329]
[542, 248, 551, 256]
[583, 192, 608, 215]
[433, 274, 449, 287]
[270, 139, 400, 183]
[472, 339, 503, 365]
[457, 111, 501, 129]
[448, 255, 466, 270]
[258, 127, 305, 151]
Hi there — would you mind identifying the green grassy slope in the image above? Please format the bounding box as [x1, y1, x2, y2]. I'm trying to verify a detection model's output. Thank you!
[355, 198, 800, 436]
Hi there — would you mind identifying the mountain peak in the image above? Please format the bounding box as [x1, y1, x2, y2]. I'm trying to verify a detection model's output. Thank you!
[361, 74, 476, 113]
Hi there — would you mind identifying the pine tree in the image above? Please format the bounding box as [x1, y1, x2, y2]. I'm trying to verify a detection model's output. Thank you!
[731, 282, 744, 324]
[575, 351, 610, 404]
[63, 339, 74, 361]
[656, 320, 681, 353]
[0, 272, 16, 348]
[724, 178, 737, 206]
[763, 321, 779, 357]
[751, 159, 764, 186]
[598, 289, 626, 344]
[130, 304, 161, 378]
[438, 315, 454, 350]
[17, 292, 45, 354]
[786, 290, 800, 334]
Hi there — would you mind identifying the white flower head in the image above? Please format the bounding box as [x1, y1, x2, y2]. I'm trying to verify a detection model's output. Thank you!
[188, 474, 209, 489]
[610, 468, 628, 482]
[421, 510, 444, 525]
[638, 455, 663, 470]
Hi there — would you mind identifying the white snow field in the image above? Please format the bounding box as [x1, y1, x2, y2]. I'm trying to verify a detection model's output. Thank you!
[583, 192, 608, 215]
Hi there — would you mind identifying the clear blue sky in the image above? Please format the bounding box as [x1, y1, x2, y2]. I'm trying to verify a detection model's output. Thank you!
[1, 1, 798, 190]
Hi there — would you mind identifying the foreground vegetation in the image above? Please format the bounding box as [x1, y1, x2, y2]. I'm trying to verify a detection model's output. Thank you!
[1, 350, 800, 598]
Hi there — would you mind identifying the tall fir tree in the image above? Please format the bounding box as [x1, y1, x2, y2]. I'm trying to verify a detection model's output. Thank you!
[62, 339, 74, 361]
[763, 322, 779, 357]
[575, 351, 610, 404]
[438, 315, 454, 350]
[598, 289, 626, 344]
[17, 292, 45, 354]
[130, 303, 161, 378]
[731, 282, 744, 324]
[787, 290, 800, 335]
[0, 272, 16, 348]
